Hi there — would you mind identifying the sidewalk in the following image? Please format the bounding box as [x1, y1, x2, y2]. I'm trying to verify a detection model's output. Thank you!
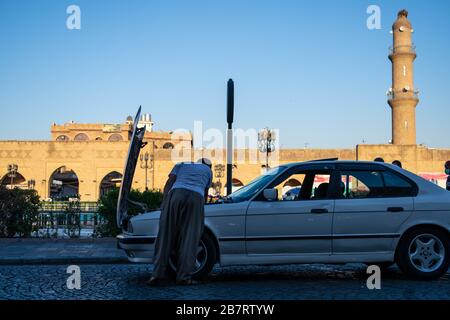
[0, 238, 129, 265]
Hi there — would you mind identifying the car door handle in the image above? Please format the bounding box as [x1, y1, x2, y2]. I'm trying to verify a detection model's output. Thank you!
[311, 208, 329, 214]
[387, 207, 404, 212]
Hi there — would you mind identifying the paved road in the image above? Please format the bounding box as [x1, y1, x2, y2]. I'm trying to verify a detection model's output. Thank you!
[1, 263, 449, 300]
[0, 238, 127, 265]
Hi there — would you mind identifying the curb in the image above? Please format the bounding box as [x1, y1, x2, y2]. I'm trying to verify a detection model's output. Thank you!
[0, 257, 130, 265]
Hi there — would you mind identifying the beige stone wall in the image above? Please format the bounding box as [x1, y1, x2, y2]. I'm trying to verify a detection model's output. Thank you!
[357, 144, 450, 173]
[0, 141, 129, 200]
[144, 131, 192, 149]
[51, 123, 132, 142]
[0, 140, 448, 201]
[50, 122, 192, 148]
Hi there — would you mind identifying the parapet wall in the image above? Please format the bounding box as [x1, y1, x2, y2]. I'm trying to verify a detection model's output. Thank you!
[0, 140, 448, 201]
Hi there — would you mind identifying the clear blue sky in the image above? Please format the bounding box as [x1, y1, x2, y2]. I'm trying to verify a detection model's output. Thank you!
[0, 0, 449, 148]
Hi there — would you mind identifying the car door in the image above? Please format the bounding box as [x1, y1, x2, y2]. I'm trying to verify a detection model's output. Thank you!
[245, 164, 336, 256]
[332, 164, 415, 254]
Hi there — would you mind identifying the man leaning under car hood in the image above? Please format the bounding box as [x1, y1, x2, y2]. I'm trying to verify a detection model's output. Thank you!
[147, 158, 212, 286]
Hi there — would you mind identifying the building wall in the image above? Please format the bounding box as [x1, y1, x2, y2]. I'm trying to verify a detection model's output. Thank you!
[1, 140, 448, 201]
[51, 123, 132, 142]
[357, 144, 450, 173]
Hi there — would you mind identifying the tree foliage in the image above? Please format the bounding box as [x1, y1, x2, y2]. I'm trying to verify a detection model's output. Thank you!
[96, 188, 163, 237]
[0, 187, 40, 237]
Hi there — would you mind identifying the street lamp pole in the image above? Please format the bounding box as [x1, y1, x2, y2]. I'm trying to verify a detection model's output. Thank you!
[28, 179, 36, 190]
[258, 128, 276, 171]
[214, 164, 225, 195]
[226, 79, 234, 196]
[140, 152, 153, 191]
[7, 164, 18, 189]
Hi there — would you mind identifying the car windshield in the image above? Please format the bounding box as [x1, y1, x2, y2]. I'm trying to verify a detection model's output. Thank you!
[227, 166, 287, 202]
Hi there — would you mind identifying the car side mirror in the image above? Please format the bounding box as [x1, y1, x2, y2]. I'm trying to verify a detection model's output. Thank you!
[263, 188, 278, 201]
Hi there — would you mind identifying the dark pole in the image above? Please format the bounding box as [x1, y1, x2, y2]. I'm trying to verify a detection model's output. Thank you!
[140, 153, 149, 191]
[145, 159, 148, 191]
[145, 153, 149, 191]
[226, 79, 234, 196]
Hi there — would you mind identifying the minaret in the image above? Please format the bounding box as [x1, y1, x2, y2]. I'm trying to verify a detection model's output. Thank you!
[388, 9, 419, 145]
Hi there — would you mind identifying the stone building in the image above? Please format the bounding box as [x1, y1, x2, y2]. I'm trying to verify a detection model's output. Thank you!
[0, 10, 449, 201]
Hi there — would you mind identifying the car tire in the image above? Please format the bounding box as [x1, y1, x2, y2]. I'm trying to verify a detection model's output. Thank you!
[396, 227, 450, 280]
[168, 232, 218, 280]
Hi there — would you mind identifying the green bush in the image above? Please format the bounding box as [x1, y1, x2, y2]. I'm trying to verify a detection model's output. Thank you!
[0, 187, 40, 237]
[96, 188, 163, 237]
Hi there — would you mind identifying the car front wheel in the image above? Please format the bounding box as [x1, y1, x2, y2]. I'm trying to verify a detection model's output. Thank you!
[168, 232, 217, 280]
[396, 227, 450, 280]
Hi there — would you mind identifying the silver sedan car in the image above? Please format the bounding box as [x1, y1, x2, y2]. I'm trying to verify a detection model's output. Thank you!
[117, 109, 450, 280]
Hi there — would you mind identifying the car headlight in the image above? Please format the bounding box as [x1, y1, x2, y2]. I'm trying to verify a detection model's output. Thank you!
[127, 221, 134, 233]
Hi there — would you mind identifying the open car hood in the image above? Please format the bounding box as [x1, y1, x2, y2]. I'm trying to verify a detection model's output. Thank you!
[116, 107, 146, 229]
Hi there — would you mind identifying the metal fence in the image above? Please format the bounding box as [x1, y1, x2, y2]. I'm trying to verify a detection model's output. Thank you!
[40, 201, 99, 212]
[36, 201, 105, 238]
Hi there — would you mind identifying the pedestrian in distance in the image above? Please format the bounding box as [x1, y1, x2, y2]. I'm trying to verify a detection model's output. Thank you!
[445, 161, 450, 191]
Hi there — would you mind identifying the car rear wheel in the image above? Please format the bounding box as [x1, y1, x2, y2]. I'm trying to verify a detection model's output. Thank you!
[168, 232, 217, 280]
[396, 227, 450, 280]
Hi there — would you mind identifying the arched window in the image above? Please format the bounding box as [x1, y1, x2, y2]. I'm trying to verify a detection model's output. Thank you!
[108, 134, 124, 142]
[1, 172, 26, 189]
[163, 142, 174, 149]
[56, 135, 69, 142]
[49, 166, 79, 200]
[99, 171, 123, 197]
[74, 133, 89, 141]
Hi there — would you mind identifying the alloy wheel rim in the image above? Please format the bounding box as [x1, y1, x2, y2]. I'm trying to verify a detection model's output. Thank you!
[408, 233, 445, 273]
[169, 240, 208, 275]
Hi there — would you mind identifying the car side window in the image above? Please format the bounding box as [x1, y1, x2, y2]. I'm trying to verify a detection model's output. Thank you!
[340, 171, 384, 199]
[382, 170, 415, 197]
[339, 170, 415, 199]
[263, 169, 332, 201]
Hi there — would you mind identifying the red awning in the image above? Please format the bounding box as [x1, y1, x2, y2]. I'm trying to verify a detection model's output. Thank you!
[418, 173, 448, 180]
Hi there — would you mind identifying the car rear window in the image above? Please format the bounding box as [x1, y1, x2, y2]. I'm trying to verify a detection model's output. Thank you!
[339, 170, 415, 198]
[382, 170, 415, 197]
